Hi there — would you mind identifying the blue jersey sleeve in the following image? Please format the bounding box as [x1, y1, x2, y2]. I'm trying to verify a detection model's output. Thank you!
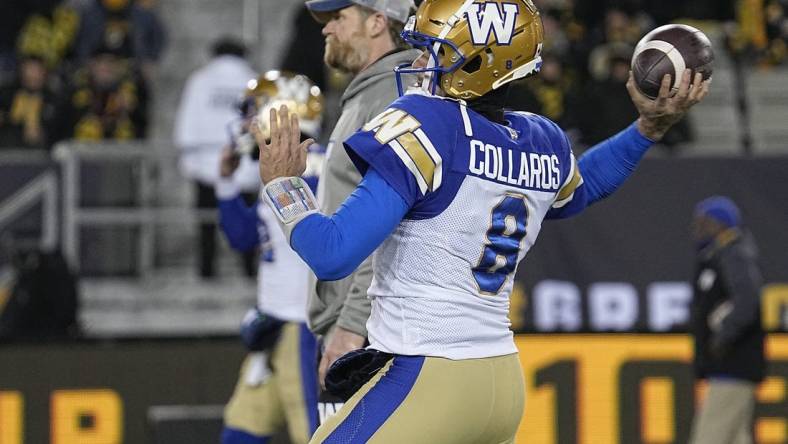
[290, 167, 410, 281]
[546, 122, 654, 219]
[218, 197, 261, 252]
[344, 94, 455, 208]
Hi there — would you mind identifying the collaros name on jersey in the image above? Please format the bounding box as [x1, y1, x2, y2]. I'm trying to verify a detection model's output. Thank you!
[468, 139, 561, 191]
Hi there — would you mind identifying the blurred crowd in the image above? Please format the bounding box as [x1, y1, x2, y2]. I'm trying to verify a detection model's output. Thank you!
[0, 0, 165, 150]
[0, 0, 786, 154]
[295, 0, 785, 152]
[505, 0, 788, 151]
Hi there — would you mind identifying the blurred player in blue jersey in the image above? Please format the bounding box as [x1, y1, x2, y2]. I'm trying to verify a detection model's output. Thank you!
[253, 1, 711, 442]
[218, 71, 324, 444]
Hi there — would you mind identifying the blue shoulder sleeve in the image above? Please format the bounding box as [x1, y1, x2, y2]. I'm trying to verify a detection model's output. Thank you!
[218, 197, 261, 252]
[344, 94, 453, 208]
[546, 122, 654, 219]
[290, 167, 410, 281]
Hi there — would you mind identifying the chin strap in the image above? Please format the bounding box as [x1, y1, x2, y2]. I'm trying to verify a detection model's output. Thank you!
[260, 176, 319, 243]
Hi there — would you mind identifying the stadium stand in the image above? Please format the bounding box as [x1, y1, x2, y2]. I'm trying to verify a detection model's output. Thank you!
[749, 68, 788, 153]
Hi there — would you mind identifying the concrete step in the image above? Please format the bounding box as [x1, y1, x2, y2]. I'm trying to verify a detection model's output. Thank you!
[79, 268, 257, 337]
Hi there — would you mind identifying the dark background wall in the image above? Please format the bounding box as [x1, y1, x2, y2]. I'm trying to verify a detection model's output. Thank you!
[0, 338, 246, 443]
[516, 157, 788, 332]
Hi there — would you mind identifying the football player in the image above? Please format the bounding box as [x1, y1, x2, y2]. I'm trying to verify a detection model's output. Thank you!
[218, 71, 325, 444]
[255, 1, 710, 442]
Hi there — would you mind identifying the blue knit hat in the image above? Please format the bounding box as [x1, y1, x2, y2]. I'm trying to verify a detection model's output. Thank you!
[694, 196, 741, 227]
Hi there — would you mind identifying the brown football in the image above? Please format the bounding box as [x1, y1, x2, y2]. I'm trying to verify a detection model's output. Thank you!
[631, 24, 714, 99]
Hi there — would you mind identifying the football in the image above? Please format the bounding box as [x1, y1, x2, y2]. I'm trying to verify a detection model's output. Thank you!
[631, 24, 714, 99]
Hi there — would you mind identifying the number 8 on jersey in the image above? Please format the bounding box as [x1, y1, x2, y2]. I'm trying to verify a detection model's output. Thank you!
[472, 194, 529, 295]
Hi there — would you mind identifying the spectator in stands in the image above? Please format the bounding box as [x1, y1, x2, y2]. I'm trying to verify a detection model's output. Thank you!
[51, 44, 148, 142]
[689, 196, 765, 444]
[280, 5, 328, 90]
[587, 9, 645, 76]
[75, 0, 166, 80]
[576, 44, 638, 145]
[538, 2, 590, 80]
[507, 54, 578, 127]
[0, 55, 56, 149]
[14, 0, 80, 72]
[764, 0, 788, 65]
[173, 38, 257, 279]
[538, 8, 572, 58]
[641, 0, 735, 23]
[576, 43, 693, 151]
[0, 0, 33, 83]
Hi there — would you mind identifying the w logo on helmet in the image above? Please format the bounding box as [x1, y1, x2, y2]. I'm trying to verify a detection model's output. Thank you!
[466, 2, 520, 46]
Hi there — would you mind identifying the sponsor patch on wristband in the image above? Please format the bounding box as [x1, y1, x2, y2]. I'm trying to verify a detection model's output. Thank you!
[264, 177, 318, 223]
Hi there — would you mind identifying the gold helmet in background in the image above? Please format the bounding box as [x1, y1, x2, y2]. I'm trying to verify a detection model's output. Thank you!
[396, 0, 544, 100]
[234, 71, 324, 153]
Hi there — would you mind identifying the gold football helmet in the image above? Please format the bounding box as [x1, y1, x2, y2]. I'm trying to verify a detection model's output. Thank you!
[396, 0, 544, 100]
[232, 70, 324, 153]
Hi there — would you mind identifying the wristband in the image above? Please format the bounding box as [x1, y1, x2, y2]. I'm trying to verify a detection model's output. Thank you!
[261, 176, 319, 242]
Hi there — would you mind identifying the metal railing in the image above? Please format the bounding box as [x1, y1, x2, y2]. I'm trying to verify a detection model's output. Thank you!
[53, 141, 218, 277]
[0, 150, 58, 252]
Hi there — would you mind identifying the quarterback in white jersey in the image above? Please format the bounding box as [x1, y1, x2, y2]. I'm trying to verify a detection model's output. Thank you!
[255, 1, 710, 442]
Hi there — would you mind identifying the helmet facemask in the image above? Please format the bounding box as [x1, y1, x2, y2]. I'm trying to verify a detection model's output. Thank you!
[395, 15, 466, 96]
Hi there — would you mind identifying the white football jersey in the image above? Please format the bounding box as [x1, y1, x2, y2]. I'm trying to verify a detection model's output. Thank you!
[256, 204, 310, 322]
[256, 146, 325, 321]
[219, 146, 325, 323]
[344, 93, 584, 359]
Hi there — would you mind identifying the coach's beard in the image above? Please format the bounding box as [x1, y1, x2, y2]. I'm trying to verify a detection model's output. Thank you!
[324, 34, 369, 74]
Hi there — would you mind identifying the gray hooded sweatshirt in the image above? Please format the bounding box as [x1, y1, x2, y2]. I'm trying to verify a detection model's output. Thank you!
[310, 48, 421, 338]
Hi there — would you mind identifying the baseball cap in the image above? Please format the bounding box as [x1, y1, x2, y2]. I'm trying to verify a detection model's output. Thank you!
[305, 0, 415, 24]
[694, 196, 741, 228]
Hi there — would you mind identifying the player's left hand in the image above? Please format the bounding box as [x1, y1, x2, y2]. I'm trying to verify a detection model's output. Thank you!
[319, 326, 366, 390]
[254, 104, 315, 184]
[627, 68, 711, 141]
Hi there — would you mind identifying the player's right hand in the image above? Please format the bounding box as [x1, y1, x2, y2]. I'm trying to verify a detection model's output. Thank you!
[219, 146, 241, 178]
[627, 68, 711, 141]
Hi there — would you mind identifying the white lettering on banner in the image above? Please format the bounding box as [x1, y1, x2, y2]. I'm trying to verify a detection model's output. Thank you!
[648, 282, 692, 331]
[533, 280, 582, 331]
[589, 283, 639, 331]
[466, 3, 520, 46]
[530, 280, 694, 332]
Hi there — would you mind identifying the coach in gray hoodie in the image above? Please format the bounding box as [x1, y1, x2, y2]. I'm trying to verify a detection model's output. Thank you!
[304, 0, 419, 395]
